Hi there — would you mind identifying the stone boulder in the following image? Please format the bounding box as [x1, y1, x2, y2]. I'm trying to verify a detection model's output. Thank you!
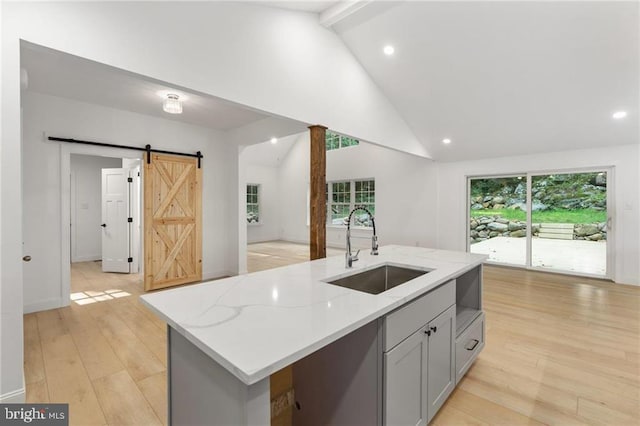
[575, 224, 599, 237]
[510, 229, 526, 238]
[508, 221, 525, 231]
[487, 222, 508, 232]
[531, 202, 548, 211]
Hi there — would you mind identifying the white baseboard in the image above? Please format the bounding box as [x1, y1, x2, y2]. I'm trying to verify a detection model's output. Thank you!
[24, 297, 68, 314]
[616, 276, 640, 286]
[0, 380, 25, 403]
[247, 236, 280, 244]
[270, 238, 343, 250]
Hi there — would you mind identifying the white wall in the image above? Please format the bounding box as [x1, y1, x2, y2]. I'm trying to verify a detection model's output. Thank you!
[275, 132, 439, 250]
[70, 154, 122, 262]
[1, 0, 24, 400]
[325, 139, 439, 250]
[278, 133, 313, 245]
[21, 91, 239, 313]
[245, 165, 280, 244]
[436, 144, 640, 285]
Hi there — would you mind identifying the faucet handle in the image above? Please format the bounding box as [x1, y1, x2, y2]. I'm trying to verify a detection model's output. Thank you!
[346, 249, 360, 268]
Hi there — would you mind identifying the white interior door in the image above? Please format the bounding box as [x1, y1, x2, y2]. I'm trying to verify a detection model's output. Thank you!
[102, 168, 131, 273]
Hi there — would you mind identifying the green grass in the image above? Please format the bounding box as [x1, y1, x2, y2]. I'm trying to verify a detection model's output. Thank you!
[470, 208, 606, 224]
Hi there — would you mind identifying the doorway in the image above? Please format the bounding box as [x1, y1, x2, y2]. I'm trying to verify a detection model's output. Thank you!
[70, 154, 140, 273]
[68, 153, 142, 304]
[468, 169, 612, 279]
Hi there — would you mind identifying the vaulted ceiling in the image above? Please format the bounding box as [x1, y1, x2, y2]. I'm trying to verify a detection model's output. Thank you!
[331, 1, 638, 161]
[21, 1, 638, 161]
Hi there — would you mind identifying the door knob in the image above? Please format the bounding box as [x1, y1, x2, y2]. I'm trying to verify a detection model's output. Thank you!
[101, 223, 107, 228]
[22, 255, 32, 262]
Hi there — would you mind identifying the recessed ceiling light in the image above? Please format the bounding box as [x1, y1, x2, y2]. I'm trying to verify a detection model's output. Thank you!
[612, 111, 627, 119]
[270, 137, 278, 144]
[442, 138, 452, 144]
[383, 45, 395, 56]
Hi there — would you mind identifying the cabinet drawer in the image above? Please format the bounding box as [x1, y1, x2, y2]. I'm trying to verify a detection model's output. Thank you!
[384, 280, 455, 351]
[455, 312, 485, 384]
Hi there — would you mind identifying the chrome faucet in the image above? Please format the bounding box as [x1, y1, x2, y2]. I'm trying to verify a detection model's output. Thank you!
[345, 206, 379, 268]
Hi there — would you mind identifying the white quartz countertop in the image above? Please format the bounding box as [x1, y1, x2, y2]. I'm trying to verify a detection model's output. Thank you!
[140, 245, 486, 385]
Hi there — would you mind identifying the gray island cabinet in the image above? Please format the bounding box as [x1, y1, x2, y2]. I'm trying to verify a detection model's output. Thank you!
[140, 246, 485, 426]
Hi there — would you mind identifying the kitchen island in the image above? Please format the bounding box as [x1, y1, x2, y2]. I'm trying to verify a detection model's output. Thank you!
[140, 245, 486, 425]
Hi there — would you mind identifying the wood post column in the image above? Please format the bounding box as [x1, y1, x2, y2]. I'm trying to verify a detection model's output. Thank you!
[309, 125, 328, 260]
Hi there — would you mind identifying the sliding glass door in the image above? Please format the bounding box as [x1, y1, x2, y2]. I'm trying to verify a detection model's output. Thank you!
[530, 172, 608, 276]
[469, 175, 527, 266]
[468, 169, 611, 278]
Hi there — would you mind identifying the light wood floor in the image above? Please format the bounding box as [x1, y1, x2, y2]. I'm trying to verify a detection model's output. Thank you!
[24, 242, 640, 425]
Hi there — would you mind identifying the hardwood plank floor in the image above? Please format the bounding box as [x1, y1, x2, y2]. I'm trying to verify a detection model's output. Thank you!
[24, 242, 640, 425]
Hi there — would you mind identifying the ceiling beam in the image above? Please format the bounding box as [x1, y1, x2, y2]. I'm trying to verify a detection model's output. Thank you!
[319, 0, 372, 28]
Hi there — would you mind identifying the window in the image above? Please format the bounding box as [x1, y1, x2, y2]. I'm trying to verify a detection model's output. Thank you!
[330, 181, 351, 225]
[246, 184, 259, 223]
[325, 130, 360, 151]
[327, 179, 375, 227]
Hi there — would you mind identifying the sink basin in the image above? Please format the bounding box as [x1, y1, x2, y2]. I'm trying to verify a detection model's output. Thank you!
[325, 264, 431, 295]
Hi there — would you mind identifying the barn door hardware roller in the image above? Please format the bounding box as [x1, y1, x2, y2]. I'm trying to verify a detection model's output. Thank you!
[48, 137, 203, 168]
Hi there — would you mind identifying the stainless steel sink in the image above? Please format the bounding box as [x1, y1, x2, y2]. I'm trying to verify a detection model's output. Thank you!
[325, 264, 431, 295]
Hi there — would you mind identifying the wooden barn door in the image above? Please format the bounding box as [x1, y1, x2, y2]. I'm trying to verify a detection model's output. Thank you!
[144, 153, 202, 291]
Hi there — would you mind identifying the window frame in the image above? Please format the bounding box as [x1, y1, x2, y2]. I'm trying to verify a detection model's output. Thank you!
[325, 130, 360, 151]
[246, 183, 260, 225]
[326, 178, 375, 228]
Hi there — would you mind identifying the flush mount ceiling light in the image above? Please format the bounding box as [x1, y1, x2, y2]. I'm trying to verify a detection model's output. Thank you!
[163, 94, 183, 114]
[612, 111, 627, 120]
[270, 137, 278, 144]
[383, 45, 395, 56]
[442, 138, 452, 144]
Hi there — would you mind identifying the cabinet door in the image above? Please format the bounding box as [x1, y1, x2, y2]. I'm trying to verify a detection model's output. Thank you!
[426, 305, 456, 422]
[384, 328, 428, 426]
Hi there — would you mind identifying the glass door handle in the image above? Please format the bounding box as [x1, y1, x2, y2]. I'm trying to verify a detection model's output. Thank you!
[607, 217, 612, 230]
